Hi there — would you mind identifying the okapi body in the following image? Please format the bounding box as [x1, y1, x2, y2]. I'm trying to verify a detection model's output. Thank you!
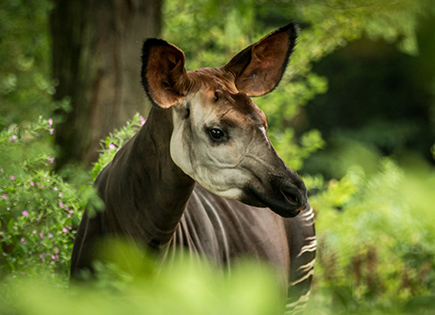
[71, 23, 316, 314]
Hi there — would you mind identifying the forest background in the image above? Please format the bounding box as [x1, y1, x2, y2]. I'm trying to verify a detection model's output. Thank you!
[1, 0, 435, 314]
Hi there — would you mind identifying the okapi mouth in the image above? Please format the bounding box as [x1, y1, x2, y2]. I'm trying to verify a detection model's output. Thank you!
[242, 186, 309, 218]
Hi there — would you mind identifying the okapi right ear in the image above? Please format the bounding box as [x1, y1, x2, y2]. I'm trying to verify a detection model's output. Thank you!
[222, 23, 298, 97]
[141, 39, 190, 108]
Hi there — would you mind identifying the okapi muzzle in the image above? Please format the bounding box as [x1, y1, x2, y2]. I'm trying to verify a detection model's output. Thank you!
[142, 23, 309, 218]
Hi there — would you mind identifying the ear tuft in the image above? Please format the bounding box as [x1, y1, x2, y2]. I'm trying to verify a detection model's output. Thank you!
[141, 39, 188, 108]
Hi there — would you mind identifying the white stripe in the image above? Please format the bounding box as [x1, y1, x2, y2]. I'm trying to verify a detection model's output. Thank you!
[258, 126, 269, 144]
[290, 269, 314, 286]
[202, 197, 231, 270]
[286, 304, 307, 315]
[297, 258, 316, 274]
[296, 238, 317, 258]
[300, 207, 313, 217]
[302, 221, 315, 227]
[285, 290, 311, 314]
[302, 211, 314, 221]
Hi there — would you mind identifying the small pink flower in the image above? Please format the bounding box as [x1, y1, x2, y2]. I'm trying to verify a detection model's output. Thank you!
[20, 238, 25, 244]
[59, 202, 64, 208]
[53, 187, 58, 192]
[62, 228, 68, 233]
[108, 143, 116, 150]
[30, 181, 35, 186]
[0, 168, 4, 173]
[39, 233, 44, 239]
[58, 192, 63, 198]
[22, 210, 29, 217]
[8, 135, 17, 142]
[48, 118, 53, 126]
[47, 157, 55, 164]
[9, 175, 15, 181]
[55, 248, 59, 254]
[49, 128, 54, 135]
[48, 233, 53, 238]
[140, 116, 146, 126]
[1, 194, 6, 200]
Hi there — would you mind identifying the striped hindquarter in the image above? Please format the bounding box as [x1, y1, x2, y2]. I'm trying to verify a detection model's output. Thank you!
[285, 207, 316, 314]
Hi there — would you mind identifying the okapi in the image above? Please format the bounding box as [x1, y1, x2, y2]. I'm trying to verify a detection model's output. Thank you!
[70, 23, 316, 314]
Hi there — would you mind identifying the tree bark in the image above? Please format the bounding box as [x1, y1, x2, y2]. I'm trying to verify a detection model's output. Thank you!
[51, 0, 162, 169]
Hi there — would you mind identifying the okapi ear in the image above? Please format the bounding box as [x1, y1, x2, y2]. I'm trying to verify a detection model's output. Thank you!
[141, 39, 190, 108]
[222, 23, 298, 97]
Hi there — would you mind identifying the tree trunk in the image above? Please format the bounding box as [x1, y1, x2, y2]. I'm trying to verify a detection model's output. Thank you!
[51, 0, 162, 169]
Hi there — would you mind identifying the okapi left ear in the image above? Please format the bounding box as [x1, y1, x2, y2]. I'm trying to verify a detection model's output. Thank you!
[222, 23, 298, 97]
[141, 39, 190, 108]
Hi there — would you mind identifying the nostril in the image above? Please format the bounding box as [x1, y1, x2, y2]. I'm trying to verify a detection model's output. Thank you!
[280, 186, 302, 205]
[270, 175, 308, 210]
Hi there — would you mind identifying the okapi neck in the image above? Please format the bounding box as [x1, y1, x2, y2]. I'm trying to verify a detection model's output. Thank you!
[104, 107, 195, 248]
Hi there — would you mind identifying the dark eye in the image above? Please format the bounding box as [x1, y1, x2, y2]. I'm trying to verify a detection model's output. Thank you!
[214, 90, 223, 101]
[209, 128, 225, 141]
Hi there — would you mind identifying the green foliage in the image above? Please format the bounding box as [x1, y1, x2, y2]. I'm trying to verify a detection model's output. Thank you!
[0, 118, 96, 278]
[0, 0, 55, 129]
[90, 114, 145, 180]
[302, 31, 435, 175]
[0, 111, 141, 278]
[0, 241, 285, 315]
[1, 0, 435, 314]
[271, 128, 325, 172]
[308, 158, 435, 312]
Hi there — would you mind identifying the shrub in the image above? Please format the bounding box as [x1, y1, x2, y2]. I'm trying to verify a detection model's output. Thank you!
[90, 113, 145, 180]
[0, 117, 95, 279]
[0, 251, 285, 315]
[308, 157, 435, 312]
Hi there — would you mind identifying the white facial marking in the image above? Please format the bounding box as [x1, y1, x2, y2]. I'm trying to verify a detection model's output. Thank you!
[259, 126, 269, 144]
[169, 91, 275, 203]
[169, 94, 247, 200]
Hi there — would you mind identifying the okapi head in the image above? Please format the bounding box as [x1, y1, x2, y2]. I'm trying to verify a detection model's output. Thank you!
[141, 23, 308, 218]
